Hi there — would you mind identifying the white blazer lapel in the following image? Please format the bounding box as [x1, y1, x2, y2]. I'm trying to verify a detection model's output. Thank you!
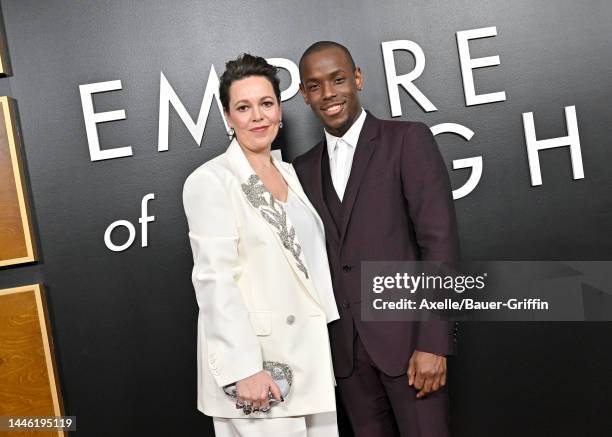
[274, 159, 340, 323]
[225, 140, 321, 305]
[240, 173, 310, 279]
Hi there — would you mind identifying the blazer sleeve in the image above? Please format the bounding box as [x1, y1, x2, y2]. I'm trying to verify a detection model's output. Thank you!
[400, 122, 459, 262]
[400, 122, 460, 356]
[183, 168, 263, 387]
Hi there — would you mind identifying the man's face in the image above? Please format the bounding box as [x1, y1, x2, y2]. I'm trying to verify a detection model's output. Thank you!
[299, 47, 363, 137]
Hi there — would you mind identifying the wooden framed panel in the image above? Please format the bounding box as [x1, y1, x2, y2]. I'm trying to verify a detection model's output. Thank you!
[0, 284, 64, 437]
[0, 14, 10, 77]
[0, 96, 36, 266]
[0, 39, 9, 76]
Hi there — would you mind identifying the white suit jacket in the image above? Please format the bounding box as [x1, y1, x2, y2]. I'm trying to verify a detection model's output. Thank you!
[183, 139, 340, 418]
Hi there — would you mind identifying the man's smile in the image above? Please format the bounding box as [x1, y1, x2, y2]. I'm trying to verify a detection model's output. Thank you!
[321, 102, 345, 116]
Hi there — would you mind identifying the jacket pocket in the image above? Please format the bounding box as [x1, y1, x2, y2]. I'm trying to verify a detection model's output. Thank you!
[248, 311, 272, 336]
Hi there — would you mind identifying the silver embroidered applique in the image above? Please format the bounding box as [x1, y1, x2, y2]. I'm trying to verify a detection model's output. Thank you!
[241, 174, 309, 279]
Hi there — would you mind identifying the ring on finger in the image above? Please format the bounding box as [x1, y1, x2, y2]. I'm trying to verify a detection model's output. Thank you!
[242, 401, 253, 415]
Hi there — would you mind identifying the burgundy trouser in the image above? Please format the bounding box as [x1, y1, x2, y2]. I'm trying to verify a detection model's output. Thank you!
[336, 335, 451, 437]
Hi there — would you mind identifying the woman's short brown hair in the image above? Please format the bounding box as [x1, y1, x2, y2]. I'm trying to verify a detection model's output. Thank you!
[219, 53, 281, 112]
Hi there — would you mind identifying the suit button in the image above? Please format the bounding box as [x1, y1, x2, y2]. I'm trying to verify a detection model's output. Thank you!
[342, 265, 352, 272]
[286, 315, 296, 325]
[342, 300, 350, 309]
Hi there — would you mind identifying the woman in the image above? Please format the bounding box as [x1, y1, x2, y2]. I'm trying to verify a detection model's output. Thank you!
[182, 54, 340, 436]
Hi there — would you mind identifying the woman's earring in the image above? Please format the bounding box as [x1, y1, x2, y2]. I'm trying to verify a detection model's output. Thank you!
[227, 127, 235, 139]
[279, 120, 283, 129]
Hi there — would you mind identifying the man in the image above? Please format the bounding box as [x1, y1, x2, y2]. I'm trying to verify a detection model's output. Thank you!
[293, 41, 460, 437]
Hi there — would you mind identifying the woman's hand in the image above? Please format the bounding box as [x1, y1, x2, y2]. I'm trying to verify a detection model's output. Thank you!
[236, 370, 282, 411]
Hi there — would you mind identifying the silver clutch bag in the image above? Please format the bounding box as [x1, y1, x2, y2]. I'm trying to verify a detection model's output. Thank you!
[223, 361, 293, 405]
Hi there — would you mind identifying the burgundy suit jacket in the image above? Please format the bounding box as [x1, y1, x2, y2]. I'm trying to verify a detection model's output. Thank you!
[293, 112, 460, 378]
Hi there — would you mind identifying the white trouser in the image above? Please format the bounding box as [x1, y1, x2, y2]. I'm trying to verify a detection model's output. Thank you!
[212, 411, 338, 437]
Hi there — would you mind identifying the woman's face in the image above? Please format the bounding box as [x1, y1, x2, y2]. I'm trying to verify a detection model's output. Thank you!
[225, 75, 281, 154]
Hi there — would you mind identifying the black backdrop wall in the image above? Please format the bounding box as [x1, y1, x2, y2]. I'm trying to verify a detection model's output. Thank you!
[0, 0, 611, 436]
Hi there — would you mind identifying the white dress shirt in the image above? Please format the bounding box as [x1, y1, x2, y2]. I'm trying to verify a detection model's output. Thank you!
[324, 108, 367, 201]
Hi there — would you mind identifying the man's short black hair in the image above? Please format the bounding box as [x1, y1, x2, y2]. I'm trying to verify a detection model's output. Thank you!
[219, 53, 281, 112]
[299, 41, 356, 79]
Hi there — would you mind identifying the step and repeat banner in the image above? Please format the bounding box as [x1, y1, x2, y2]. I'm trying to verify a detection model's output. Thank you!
[0, 0, 611, 436]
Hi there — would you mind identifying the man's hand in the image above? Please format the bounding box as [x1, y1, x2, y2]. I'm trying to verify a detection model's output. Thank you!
[407, 350, 447, 399]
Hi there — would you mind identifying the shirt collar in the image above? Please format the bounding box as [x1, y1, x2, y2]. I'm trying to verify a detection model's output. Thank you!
[325, 108, 366, 157]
